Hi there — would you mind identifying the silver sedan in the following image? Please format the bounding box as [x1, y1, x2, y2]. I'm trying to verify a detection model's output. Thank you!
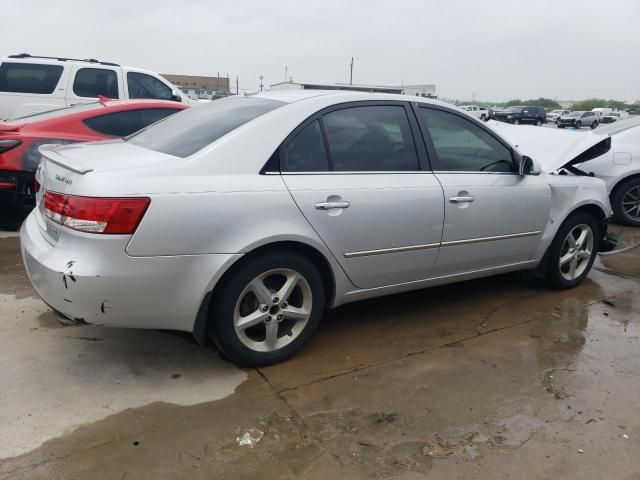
[21, 91, 613, 365]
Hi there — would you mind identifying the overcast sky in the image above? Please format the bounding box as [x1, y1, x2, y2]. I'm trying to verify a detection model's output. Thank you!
[2, 0, 639, 101]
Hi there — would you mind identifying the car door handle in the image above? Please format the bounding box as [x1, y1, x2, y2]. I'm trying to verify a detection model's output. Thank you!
[315, 201, 350, 210]
[449, 196, 475, 203]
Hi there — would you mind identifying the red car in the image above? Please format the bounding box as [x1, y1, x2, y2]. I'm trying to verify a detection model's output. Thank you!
[0, 99, 188, 225]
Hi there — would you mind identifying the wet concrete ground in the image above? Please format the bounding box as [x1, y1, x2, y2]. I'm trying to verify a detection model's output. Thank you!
[1, 227, 639, 479]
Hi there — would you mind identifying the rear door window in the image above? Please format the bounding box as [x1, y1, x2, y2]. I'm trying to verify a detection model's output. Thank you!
[321, 105, 420, 171]
[83, 110, 143, 137]
[283, 120, 329, 172]
[73, 68, 119, 98]
[0, 62, 63, 94]
[127, 72, 173, 100]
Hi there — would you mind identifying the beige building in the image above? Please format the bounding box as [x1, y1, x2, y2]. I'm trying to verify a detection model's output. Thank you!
[162, 74, 230, 100]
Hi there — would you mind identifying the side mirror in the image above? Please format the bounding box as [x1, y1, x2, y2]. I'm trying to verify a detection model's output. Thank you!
[519, 155, 541, 176]
[170, 89, 183, 102]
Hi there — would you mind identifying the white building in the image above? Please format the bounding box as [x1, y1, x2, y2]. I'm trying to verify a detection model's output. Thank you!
[270, 81, 436, 98]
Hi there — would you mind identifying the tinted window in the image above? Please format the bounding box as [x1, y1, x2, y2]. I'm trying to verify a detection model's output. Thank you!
[73, 68, 119, 98]
[128, 97, 284, 157]
[322, 106, 419, 171]
[83, 110, 142, 137]
[284, 120, 329, 172]
[418, 108, 513, 172]
[138, 108, 181, 127]
[128, 72, 173, 100]
[0, 62, 63, 94]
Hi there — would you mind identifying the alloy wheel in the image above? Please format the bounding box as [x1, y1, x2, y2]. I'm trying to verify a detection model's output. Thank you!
[559, 224, 594, 281]
[622, 185, 640, 222]
[233, 268, 312, 352]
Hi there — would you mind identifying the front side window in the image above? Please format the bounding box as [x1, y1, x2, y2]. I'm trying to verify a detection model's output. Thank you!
[322, 105, 419, 171]
[284, 120, 329, 172]
[127, 72, 172, 100]
[73, 68, 119, 98]
[83, 110, 142, 137]
[0, 62, 63, 94]
[418, 108, 513, 172]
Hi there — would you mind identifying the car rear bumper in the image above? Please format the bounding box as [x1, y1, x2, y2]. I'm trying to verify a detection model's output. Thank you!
[20, 211, 241, 331]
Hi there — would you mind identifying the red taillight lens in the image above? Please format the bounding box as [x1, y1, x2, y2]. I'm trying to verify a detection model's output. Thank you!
[0, 139, 22, 154]
[44, 191, 150, 234]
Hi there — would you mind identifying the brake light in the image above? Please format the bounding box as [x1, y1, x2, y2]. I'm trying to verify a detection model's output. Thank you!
[0, 139, 22, 154]
[44, 192, 150, 234]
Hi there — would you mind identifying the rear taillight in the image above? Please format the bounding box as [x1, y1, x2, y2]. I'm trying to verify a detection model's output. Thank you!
[44, 191, 150, 234]
[0, 139, 22, 154]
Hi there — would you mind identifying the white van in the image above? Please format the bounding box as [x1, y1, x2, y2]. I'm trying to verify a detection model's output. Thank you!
[592, 107, 613, 117]
[0, 54, 189, 119]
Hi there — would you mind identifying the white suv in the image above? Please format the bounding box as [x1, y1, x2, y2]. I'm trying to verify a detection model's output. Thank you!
[0, 53, 188, 119]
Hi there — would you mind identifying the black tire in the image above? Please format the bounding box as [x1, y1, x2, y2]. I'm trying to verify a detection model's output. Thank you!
[536, 118, 543, 126]
[575, 121, 582, 129]
[590, 121, 598, 129]
[544, 212, 600, 290]
[557, 125, 565, 129]
[209, 251, 326, 366]
[611, 177, 640, 227]
[480, 114, 486, 121]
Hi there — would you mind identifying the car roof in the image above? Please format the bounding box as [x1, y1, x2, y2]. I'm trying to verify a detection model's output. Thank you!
[254, 89, 449, 108]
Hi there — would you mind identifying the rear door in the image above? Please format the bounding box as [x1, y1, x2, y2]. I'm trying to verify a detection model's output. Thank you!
[280, 101, 445, 289]
[414, 104, 551, 276]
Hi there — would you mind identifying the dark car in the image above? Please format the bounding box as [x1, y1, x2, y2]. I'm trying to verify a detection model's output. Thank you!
[492, 106, 546, 126]
[556, 111, 599, 129]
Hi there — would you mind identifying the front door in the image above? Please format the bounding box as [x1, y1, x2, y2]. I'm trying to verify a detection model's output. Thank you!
[280, 102, 445, 289]
[414, 105, 551, 276]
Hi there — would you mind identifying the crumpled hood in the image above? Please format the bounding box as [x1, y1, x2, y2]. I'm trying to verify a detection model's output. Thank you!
[487, 120, 611, 172]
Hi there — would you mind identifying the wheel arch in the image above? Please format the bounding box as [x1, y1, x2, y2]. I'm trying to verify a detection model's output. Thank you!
[609, 173, 640, 201]
[191, 240, 337, 345]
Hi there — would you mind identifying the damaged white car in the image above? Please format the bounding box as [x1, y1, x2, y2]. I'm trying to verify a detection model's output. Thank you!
[21, 92, 615, 365]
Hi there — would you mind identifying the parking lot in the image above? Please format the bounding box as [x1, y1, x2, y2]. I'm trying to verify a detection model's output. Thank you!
[1, 222, 638, 479]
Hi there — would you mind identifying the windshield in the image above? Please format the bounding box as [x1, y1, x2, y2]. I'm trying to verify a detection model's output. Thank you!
[566, 111, 584, 117]
[6, 102, 102, 123]
[128, 96, 286, 158]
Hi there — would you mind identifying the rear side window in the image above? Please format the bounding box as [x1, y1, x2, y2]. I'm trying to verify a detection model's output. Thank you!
[0, 62, 63, 94]
[128, 97, 285, 158]
[284, 120, 329, 172]
[83, 110, 142, 137]
[127, 72, 173, 100]
[138, 108, 181, 127]
[322, 106, 419, 171]
[73, 68, 119, 98]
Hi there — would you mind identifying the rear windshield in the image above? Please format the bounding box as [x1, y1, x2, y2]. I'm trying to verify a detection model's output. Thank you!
[128, 96, 286, 157]
[8, 102, 102, 123]
[0, 62, 63, 94]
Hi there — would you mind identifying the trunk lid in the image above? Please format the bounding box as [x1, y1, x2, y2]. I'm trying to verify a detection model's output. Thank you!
[487, 121, 611, 172]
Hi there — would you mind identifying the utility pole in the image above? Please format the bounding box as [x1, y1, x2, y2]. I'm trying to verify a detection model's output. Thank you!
[236, 76, 239, 95]
[349, 57, 354, 86]
[259, 74, 264, 92]
[284, 65, 288, 82]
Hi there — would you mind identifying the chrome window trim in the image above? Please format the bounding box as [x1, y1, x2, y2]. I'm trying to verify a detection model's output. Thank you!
[344, 231, 541, 258]
[433, 171, 518, 175]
